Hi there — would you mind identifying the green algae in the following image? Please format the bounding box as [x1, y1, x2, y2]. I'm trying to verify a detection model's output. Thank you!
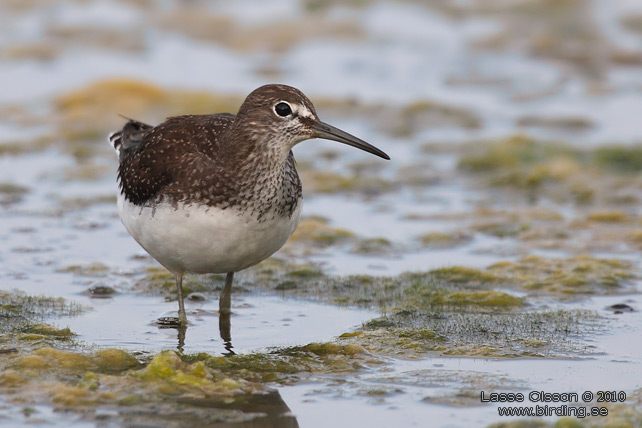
[418, 231, 472, 249]
[56, 79, 239, 120]
[57, 262, 110, 277]
[0, 182, 30, 206]
[300, 169, 395, 195]
[594, 145, 642, 174]
[0, 291, 85, 354]
[1, 348, 251, 410]
[311, 92, 482, 138]
[135, 266, 177, 293]
[0, 290, 83, 321]
[0, 182, 29, 195]
[474, 219, 532, 238]
[285, 217, 396, 256]
[394, 99, 482, 136]
[136, 351, 245, 395]
[20, 324, 75, 341]
[457, 137, 642, 210]
[59, 194, 117, 210]
[288, 216, 355, 247]
[206, 342, 368, 383]
[53, 78, 242, 152]
[459, 135, 575, 173]
[516, 115, 594, 132]
[11, 347, 140, 377]
[0, 135, 55, 156]
[351, 237, 394, 255]
[347, 308, 602, 359]
[402, 276, 525, 310]
[242, 252, 634, 317]
[239, 255, 625, 359]
[586, 211, 631, 223]
[292, 342, 365, 357]
[207, 353, 301, 383]
[0, 348, 293, 428]
[62, 163, 111, 182]
[428, 267, 501, 286]
[284, 264, 325, 279]
[487, 255, 635, 295]
[421, 290, 524, 308]
[0, 342, 372, 424]
[133, 266, 223, 297]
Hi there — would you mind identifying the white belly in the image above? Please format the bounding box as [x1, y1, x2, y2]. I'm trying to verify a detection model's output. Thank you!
[117, 194, 301, 275]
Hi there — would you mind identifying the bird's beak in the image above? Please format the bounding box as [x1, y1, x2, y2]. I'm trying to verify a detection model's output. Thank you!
[310, 121, 390, 160]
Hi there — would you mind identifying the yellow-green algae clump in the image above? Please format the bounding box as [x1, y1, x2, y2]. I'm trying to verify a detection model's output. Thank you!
[20, 323, 75, 342]
[487, 255, 634, 294]
[0, 290, 83, 318]
[1, 349, 256, 409]
[457, 136, 642, 206]
[206, 342, 368, 383]
[288, 216, 356, 248]
[133, 266, 225, 297]
[345, 308, 602, 359]
[418, 231, 472, 249]
[429, 266, 501, 285]
[299, 168, 395, 195]
[136, 351, 244, 394]
[243, 254, 633, 313]
[0, 342, 374, 421]
[57, 262, 110, 277]
[15, 347, 140, 374]
[54, 79, 241, 142]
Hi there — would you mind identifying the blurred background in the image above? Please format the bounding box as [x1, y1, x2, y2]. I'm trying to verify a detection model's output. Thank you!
[1, 1, 642, 427]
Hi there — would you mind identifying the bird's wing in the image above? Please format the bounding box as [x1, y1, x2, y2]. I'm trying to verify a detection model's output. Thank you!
[115, 114, 235, 206]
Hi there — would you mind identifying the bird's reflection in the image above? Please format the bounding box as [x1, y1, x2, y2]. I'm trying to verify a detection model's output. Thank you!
[177, 389, 299, 428]
[165, 279, 236, 355]
[156, 293, 299, 427]
[168, 307, 235, 355]
[177, 324, 186, 353]
[219, 303, 235, 355]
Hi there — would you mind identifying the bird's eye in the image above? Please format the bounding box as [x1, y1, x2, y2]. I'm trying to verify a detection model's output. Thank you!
[274, 102, 292, 117]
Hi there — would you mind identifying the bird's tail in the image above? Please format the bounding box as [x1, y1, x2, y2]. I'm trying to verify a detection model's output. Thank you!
[108, 116, 152, 161]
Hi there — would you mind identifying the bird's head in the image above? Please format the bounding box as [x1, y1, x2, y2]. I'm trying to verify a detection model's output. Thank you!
[235, 84, 390, 161]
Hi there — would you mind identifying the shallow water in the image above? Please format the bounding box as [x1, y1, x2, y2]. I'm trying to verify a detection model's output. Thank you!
[60, 293, 377, 354]
[2, 0, 642, 427]
[284, 293, 642, 428]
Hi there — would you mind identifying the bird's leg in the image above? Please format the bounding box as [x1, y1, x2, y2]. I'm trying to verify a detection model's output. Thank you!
[175, 273, 188, 326]
[219, 272, 235, 355]
[219, 272, 234, 314]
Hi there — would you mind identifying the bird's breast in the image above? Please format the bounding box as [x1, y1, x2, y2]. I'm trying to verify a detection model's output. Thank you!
[118, 194, 302, 275]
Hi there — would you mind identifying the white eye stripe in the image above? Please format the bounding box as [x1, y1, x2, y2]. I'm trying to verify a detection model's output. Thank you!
[297, 105, 314, 118]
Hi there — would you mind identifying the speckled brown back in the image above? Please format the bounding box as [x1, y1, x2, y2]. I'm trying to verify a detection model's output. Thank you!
[115, 112, 302, 221]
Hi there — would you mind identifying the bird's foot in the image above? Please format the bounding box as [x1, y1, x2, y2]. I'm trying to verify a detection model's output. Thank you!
[155, 311, 188, 328]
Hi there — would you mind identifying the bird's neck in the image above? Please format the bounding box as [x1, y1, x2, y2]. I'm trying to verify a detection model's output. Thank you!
[222, 134, 301, 220]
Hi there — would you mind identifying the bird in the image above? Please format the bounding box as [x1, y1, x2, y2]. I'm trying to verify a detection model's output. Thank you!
[109, 84, 390, 332]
